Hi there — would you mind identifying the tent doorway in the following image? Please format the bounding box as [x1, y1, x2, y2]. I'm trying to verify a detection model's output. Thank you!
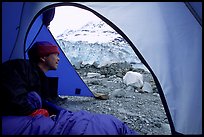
[48, 6, 171, 135]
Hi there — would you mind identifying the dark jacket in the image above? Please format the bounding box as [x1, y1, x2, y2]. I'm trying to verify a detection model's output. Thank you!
[1, 59, 57, 116]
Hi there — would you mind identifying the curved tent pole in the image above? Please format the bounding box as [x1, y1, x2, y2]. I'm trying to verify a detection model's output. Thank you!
[184, 2, 202, 26]
[24, 2, 177, 134]
[23, 2, 176, 134]
[23, 2, 199, 135]
[62, 3, 177, 135]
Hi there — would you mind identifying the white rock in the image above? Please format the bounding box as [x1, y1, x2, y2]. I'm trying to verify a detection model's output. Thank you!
[87, 72, 101, 78]
[123, 71, 143, 88]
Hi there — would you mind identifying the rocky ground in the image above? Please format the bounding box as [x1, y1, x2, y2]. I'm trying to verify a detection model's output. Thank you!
[58, 62, 171, 135]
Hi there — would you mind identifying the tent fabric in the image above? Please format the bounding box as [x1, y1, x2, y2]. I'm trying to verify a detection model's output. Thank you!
[2, 2, 24, 62]
[2, 2, 202, 135]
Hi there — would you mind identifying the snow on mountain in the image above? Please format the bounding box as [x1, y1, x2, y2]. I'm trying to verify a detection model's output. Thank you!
[57, 20, 122, 44]
[55, 20, 148, 71]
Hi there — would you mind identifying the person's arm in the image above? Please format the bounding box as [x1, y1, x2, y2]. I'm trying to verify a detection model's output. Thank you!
[1, 60, 42, 115]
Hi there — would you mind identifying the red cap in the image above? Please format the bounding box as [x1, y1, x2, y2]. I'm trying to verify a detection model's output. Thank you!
[28, 41, 60, 61]
[35, 41, 59, 57]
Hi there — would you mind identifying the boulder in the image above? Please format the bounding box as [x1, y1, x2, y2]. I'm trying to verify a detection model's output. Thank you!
[123, 71, 143, 88]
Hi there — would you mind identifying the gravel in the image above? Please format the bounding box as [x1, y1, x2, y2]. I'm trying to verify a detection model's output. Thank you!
[58, 62, 172, 135]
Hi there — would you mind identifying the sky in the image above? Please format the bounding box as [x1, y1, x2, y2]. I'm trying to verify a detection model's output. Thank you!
[49, 6, 146, 71]
[49, 6, 101, 38]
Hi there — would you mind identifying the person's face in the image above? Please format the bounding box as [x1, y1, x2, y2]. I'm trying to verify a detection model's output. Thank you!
[44, 53, 60, 70]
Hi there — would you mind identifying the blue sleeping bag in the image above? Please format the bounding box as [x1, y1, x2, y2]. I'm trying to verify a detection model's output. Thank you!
[2, 92, 137, 135]
[2, 109, 137, 135]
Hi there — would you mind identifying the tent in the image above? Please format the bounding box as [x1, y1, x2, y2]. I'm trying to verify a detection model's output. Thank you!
[2, 2, 202, 135]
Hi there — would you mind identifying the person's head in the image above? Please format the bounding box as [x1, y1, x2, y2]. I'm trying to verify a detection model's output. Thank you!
[28, 41, 60, 72]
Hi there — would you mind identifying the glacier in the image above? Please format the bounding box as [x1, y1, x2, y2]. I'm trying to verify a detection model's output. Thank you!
[54, 20, 148, 71]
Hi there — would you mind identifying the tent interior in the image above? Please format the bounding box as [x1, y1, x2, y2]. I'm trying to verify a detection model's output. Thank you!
[2, 2, 202, 135]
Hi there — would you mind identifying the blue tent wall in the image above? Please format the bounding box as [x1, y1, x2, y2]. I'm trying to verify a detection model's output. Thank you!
[2, 2, 24, 62]
[25, 11, 94, 97]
